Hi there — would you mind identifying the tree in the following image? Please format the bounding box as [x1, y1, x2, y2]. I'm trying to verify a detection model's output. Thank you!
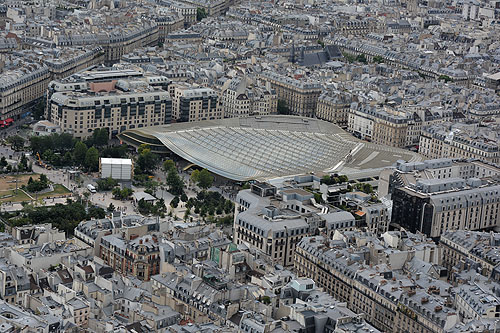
[84, 147, 99, 171]
[18, 154, 28, 172]
[107, 203, 115, 212]
[261, 296, 271, 305]
[101, 145, 128, 158]
[26, 174, 49, 192]
[224, 199, 234, 214]
[93, 128, 109, 147]
[136, 144, 159, 174]
[184, 208, 191, 221]
[338, 175, 349, 183]
[342, 52, 355, 63]
[166, 169, 184, 195]
[154, 199, 167, 217]
[373, 55, 384, 64]
[74, 141, 88, 166]
[314, 192, 324, 204]
[190, 169, 200, 184]
[112, 187, 133, 200]
[170, 196, 179, 208]
[277, 100, 290, 115]
[196, 7, 207, 21]
[52, 133, 74, 153]
[62, 152, 73, 166]
[197, 169, 213, 189]
[163, 159, 176, 173]
[354, 183, 373, 194]
[356, 54, 367, 63]
[321, 175, 332, 184]
[180, 193, 188, 202]
[9, 135, 25, 151]
[112, 187, 121, 198]
[438, 75, 452, 83]
[32, 100, 45, 120]
[40, 174, 48, 183]
[145, 180, 159, 196]
[97, 177, 118, 191]
[0, 156, 7, 168]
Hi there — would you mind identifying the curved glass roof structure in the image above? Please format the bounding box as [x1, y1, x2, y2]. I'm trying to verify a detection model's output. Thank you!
[119, 116, 422, 181]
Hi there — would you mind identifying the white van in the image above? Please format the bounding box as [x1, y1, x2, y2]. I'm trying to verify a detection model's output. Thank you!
[87, 184, 97, 193]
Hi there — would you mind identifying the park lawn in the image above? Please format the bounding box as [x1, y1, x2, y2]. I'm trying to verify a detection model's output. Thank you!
[0, 189, 32, 203]
[30, 184, 71, 199]
[0, 174, 40, 191]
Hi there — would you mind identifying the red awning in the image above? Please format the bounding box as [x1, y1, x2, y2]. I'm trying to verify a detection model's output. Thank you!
[5, 118, 13, 123]
[0, 120, 4, 125]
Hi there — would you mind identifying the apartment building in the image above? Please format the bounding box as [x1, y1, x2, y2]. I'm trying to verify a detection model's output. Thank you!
[419, 122, 500, 164]
[0, 61, 50, 120]
[177, 0, 229, 16]
[440, 230, 500, 281]
[151, 270, 235, 325]
[157, 1, 196, 28]
[294, 233, 455, 333]
[53, 22, 159, 64]
[41, 47, 105, 80]
[0, 47, 108, 120]
[341, 191, 390, 235]
[380, 158, 500, 198]
[0, 264, 30, 306]
[171, 83, 221, 122]
[220, 77, 277, 118]
[315, 91, 351, 128]
[154, 10, 184, 41]
[391, 178, 500, 238]
[333, 17, 379, 36]
[46, 69, 172, 139]
[100, 234, 160, 281]
[348, 103, 410, 148]
[258, 72, 322, 117]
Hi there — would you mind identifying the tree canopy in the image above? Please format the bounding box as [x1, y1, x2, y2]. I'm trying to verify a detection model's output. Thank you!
[277, 100, 290, 115]
[166, 168, 184, 195]
[84, 147, 99, 171]
[163, 159, 176, 173]
[197, 169, 214, 189]
[3, 200, 105, 235]
[196, 7, 207, 21]
[8, 135, 25, 151]
[136, 144, 159, 175]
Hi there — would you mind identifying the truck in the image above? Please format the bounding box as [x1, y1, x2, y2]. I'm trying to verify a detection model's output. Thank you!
[87, 184, 96, 193]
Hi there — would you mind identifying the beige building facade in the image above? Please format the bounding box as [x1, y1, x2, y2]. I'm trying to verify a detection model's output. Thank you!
[258, 72, 321, 117]
[171, 84, 222, 122]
